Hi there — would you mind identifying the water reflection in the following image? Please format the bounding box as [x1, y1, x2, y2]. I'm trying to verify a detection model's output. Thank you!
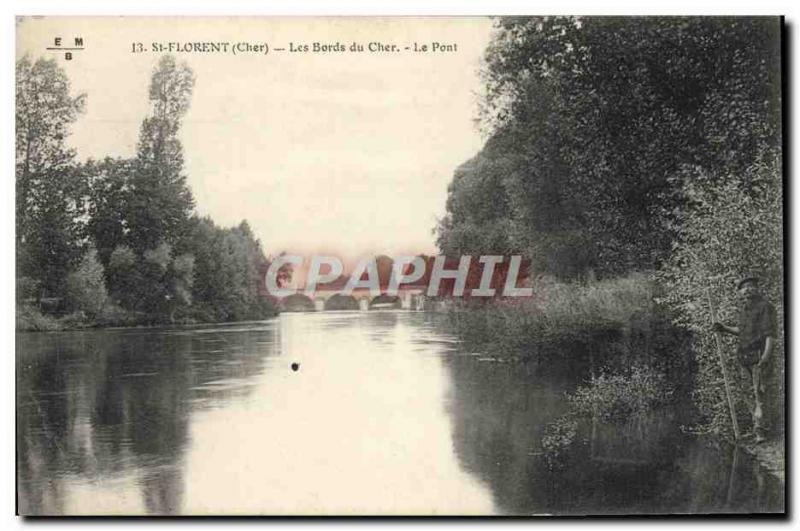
[17, 313, 782, 515]
[442, 334, 784, 515]
[17, 314, 494, 515]
[17, 323, 277, 515]
[181, 313, 492, 515]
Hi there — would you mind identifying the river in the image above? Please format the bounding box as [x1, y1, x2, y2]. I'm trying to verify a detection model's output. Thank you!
[16, 311, 783, 515]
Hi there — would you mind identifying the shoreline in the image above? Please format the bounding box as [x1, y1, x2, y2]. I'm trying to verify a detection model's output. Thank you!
[15, 307, 440, 333]
[15, 313, 281, 333]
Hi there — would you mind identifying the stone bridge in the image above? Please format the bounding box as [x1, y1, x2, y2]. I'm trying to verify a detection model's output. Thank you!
[280, 286, 427, 312]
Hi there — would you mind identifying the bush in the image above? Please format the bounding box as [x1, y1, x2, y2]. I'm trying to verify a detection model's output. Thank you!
[59, 311, 90, 328]
[107, 245, 141, 308]
[64, 247, 108, 317]
[569, 365, 674, 422]
[172, 253, 195, 305]
[541, 416, 579, 469]
[94, 303, 139, 327]
[16, 276, 41, 303]
[16, 305, 63, 331]
[540, 365, 674, 469]
[658, 152, 783, 438]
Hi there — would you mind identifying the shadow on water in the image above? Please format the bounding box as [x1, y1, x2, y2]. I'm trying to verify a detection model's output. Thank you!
[442, 335, 784, 515]
[16, 323, 278, 515]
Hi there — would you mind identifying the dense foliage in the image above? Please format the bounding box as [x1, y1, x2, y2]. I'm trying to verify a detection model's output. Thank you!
[438, 17, 781, 279]
[658, 153, 783, 437]
[16, 56, 279, 328]
[16, 57, 87, 297]
[438, 17, 783, 440]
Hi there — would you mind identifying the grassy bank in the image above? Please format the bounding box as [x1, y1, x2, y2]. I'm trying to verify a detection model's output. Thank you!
[447, 272, 656, 351]
[16, 303, 279, 332]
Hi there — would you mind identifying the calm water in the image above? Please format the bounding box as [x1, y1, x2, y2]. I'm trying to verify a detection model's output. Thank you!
[16, 312, 783, 515]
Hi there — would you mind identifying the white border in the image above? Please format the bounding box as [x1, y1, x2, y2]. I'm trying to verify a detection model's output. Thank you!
[3, 1, 797, 529]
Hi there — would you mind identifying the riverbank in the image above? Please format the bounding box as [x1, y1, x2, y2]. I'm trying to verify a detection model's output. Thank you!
[445, 272, 784, 478]
[447, 272, 691, 420]
[15, 303, 279, 332]
[445, 272, 656, 351]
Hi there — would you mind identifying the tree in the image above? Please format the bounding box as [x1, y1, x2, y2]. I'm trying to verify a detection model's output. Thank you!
[126, 55, 195, 254]
[64, 246, 108, 317]
[436, 150, 515, 257]
[184, 216, 277, 321]
[138, 242, 195, 322]
[17, 54, 280, 326]
[82, 157, 136, 266]
[439, 17, 782, 278]
[106, 245, 142, 309]
[16, 56, 87, 297]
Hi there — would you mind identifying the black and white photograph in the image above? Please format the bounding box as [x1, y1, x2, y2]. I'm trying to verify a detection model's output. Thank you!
[13, 14, 785, 516]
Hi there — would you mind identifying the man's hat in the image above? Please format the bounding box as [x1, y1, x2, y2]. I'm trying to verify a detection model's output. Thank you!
[736, 274, 760, 290]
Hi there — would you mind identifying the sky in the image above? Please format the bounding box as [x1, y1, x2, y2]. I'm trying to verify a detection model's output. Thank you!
[16, 17, 495, 263]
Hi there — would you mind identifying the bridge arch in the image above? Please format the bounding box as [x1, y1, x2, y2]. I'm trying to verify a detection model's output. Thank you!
[369, 294, 401, 310]
[323, 293, 359, 311]
[282, 293, 315, 312]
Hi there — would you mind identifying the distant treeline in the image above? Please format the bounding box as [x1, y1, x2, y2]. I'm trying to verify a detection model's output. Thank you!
[438, 17, 783, 440]
[16, 55, 278, 328]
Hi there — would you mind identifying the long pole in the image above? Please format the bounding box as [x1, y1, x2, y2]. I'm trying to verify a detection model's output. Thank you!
[726, 446, 739, 507]
[707, 289, 740, 441]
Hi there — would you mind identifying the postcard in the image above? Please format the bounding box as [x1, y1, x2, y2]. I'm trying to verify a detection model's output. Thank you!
[15, 16, 785, 515]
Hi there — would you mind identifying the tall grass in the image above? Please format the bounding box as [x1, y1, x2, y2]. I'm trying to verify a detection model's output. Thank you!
[447, 272, 655, 352]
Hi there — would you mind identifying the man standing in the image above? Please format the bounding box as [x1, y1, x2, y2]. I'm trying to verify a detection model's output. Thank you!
[714, 275, 778, 443]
